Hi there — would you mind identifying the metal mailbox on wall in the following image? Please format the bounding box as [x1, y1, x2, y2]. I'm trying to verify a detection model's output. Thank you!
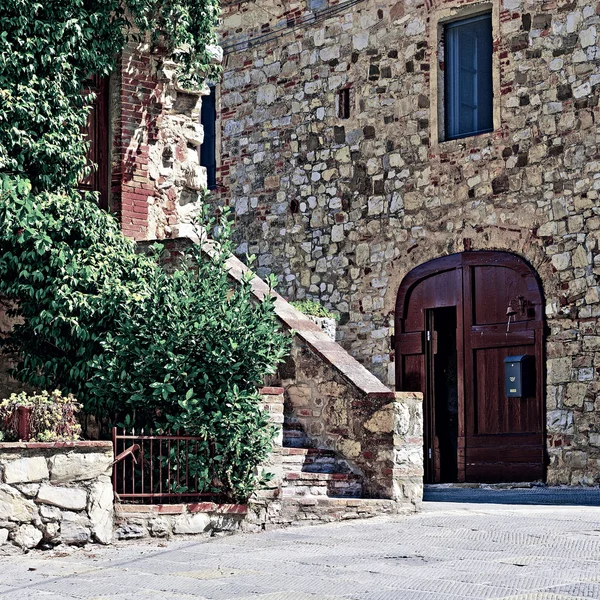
[504, 355, 535, 398]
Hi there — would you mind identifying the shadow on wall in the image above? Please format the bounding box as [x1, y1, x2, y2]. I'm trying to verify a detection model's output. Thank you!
[424, 485, 600, 506]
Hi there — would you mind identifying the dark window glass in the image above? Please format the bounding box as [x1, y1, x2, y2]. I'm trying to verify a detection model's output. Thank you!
[445, 14, 493, 140]
[200, 85, 217, 190]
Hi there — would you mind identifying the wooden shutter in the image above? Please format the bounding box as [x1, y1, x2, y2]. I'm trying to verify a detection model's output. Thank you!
[80, 75, 110, 210]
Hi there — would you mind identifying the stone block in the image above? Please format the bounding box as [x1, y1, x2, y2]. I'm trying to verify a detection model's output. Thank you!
[565, 451, 587, 470]
[115, 523, 146, 540]
[0, 528, 8, 545]
[0, 484, 36, 522]
[40, 505, 63, 522]
[583, 336, 600, 351]
[48, 452, 112, 483]
[42, 521, 60, 542]
[547, 410, 574, 434]
[364, 404, 394, 433]
[2, 457, 49, 484]
[37, 484, 87, 511]
[13, 524, 42, 549]
[547, 358, 572, 384]
[564, 383, 588, 408]
[551, 252, 571, 271]
[173, 513, 211, 534]
[60, 511, 92, 546]
[185, 163, 208, 191]
[149, 518, 171, 538]
[15, 484, 40, 498]
[257, 84, 277, 105]
[88, 479, 114, 545]
[355, 243, 370, 266]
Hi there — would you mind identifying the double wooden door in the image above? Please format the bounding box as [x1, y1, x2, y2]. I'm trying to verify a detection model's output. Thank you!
[395, 252, 545, 483]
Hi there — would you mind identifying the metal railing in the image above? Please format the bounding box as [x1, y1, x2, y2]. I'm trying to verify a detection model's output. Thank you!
[112, 428, 223, 504]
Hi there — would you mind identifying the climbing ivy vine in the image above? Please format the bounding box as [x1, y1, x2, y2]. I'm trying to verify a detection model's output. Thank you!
[0, 0, 221, 191]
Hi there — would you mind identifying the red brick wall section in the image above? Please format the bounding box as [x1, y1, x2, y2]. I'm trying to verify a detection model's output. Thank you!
[112, 43, 164, 241]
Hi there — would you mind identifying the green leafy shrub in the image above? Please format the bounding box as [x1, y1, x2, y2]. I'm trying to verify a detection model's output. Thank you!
[0, 179, 289, 499]
[88, 213, 289, 500]
[0, 390, 82, 442]
[0, 176, 156, 401]
[290, 299, 338, 320]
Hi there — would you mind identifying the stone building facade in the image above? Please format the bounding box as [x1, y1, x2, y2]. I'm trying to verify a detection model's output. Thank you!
[215, 0, 600, 485]
[1, 31, 425, 515]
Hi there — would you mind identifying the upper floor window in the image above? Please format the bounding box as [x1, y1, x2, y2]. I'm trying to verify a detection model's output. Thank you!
[444, 13, 493, 141]
[81, 75, 110, 209]
[200, 85, 217, 190]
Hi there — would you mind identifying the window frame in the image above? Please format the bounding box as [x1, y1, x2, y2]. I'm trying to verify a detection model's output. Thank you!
[429, 2, 498, 147]
[200, 84, 218, 191]
[444, 13, 493, 141]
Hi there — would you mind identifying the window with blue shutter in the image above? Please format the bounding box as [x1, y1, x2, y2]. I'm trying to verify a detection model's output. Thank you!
[200, 85, 217, 190]
[445, 14, 493, 140]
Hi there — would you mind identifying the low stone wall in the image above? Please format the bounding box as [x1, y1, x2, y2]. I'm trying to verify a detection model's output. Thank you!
[0, 442, 113, 551]
[115, 503, 248, 540]
[115, 497, 406, 539]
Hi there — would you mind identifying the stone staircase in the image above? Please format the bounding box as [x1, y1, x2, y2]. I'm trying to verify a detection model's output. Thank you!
[252, 382, 415, 529]
[280, 448, 363, 499]
[275, 441, 398, 523]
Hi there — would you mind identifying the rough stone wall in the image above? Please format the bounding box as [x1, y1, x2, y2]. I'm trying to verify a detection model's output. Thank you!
[110, 40, 210, 241]
[278, 339, 423, 505]
[216, 0, 600, 485]
[0, 442, 113, 553]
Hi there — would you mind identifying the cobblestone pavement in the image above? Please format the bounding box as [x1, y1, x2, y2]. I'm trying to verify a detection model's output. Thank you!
[1, 496, 600, 600]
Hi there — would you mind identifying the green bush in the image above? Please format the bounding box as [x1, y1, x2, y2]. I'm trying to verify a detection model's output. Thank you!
[0, 178, 289, 499]
[88, 214, 289, 500]
[290, 299, 338, 320]
[0, 390, 82, 442]
[0, 176, 155, 401]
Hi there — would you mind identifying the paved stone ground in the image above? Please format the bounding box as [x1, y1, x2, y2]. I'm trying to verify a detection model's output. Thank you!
[1, 493, 600, 600]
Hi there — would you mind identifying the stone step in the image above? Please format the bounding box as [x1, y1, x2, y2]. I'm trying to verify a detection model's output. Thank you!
[282, 423, 309, 448]
[282, 471, 363, 498]
[275, 497, 403, 525]
[280, 448, 353, 474]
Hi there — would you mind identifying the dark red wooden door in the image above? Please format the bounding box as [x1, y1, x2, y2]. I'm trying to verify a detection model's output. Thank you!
[80, 75, 109, 210]
[395, 252, 545, 483]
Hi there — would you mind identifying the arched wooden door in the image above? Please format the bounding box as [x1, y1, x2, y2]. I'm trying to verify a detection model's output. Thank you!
[395, 252, 545, 483]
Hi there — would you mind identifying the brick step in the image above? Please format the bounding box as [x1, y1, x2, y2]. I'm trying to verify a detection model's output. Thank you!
[281, 447, 354, 474]
[282, 471, 363, 498]
[282, 423, 309, 448]
[281, 448, 337, 456]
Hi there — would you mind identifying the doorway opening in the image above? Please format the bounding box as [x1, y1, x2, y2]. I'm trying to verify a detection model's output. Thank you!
[427, 307, 458, 483]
